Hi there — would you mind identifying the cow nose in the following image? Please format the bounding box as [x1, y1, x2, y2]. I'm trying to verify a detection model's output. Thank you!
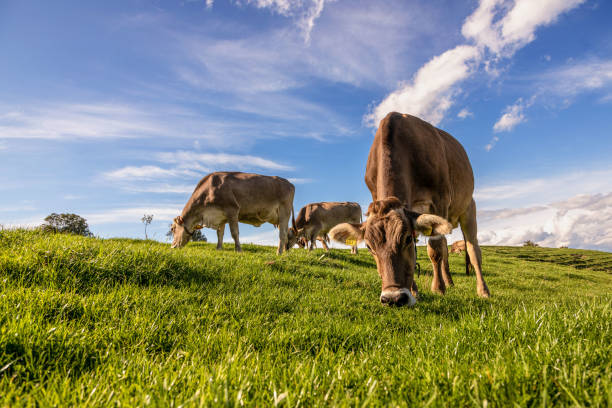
[380, 290, 416, 307]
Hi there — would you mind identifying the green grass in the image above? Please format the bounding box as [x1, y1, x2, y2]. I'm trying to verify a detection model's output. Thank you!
[1, 229, 611, 407]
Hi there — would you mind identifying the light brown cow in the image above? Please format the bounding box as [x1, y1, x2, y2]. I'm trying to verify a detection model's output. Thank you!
[450, 240, 466, 254]
[330, 112, 490, 306]
[450, 240, 474, 275]
[171, 172, 295, 255]
[286, 202, 362, 253]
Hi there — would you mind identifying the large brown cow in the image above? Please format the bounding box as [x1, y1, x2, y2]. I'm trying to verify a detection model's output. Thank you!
[286, 202, 362, 253]
[329, 112, 490, 306]
[171, 172, 295, 255]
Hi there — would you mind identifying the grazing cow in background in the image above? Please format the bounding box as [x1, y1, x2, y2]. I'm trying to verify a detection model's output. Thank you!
[171, 172, 295, 255]
[330, 112, 490, 306]
[450, 240, 474, 275]
[287, 202, 362, 253]
[451, 240, 465, 253]
[297, 235, 330, 251]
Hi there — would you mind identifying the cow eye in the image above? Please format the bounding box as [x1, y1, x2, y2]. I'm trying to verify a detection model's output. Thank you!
[406, 234, 414, 245]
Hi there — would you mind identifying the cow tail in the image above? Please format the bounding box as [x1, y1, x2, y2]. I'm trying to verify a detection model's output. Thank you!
[461, 230, 471, 276]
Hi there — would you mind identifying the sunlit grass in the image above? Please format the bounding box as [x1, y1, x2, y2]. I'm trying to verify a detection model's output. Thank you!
[1, 229, 610, 406]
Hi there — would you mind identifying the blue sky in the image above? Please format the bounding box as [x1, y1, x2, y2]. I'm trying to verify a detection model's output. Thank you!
[1, 0, 611, 251]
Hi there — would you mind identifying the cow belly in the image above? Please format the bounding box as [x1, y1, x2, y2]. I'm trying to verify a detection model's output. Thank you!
[239, 208, 278, 227]
[201, 208, 226, 229]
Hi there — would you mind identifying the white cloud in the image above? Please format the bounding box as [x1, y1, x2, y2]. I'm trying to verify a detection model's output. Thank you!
[0, 141, 6, 151]
[484, 136, 499, 152]
[457, 108, 473, 119]
[489, 58, 612, 147]
[366, 45, 480, 126]
[493, 98, 529, 132]
[101, 151, 295, 193]
[471, 167, 612, 250]
[476, 192, 612, 251]
[206, 0, 213, 8]
[287, 177, 314, 184]
[103, 165, 199, 181]
[367, 0, 586, 126]
[157, 151, 293, 171]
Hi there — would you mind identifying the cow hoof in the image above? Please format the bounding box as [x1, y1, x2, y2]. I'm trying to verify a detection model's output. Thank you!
[431, 286, 445, 296]
[478, 286, 491, 298]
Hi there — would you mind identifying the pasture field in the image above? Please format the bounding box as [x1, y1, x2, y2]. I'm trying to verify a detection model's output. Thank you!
[0, 229, 611, 407]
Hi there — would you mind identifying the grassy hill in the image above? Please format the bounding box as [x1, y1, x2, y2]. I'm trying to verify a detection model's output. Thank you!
[1, 229, 610, 407]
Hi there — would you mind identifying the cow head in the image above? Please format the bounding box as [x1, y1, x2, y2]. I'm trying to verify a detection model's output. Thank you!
[170, 216, 203, 248]
[329, 197, 452, 307]
[285, 227, 305, 250]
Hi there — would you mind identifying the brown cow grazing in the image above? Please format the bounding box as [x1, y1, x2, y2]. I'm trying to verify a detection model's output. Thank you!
[330, 112, 490, 306]
[171, 172, 295, 255]
[450, 240, 474, 275]
[287, 202, 362, 254]
[297, 235, 330, 251]
[450, 240, 466, 254]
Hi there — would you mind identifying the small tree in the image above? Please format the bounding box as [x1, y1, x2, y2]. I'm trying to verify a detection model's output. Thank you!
[42, 213, 92, 237]
[523, 240, 539, 247]
[141, 214, 153, 240]
[166, 224, 207, 242]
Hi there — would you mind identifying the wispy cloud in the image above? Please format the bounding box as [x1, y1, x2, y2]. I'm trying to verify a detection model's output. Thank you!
[102, 150, 295, 193]
[103, 165, 199, 181]
[367, 0, 586, 127]
[83, 206, 183, 224]
[475, 166, 612, 208]
[489, 58, 612, 147]
[157, 151, 293, 171]
[0, 103, 170, 141]
[457, 108, 473, 119]
[492, 96, 536, 133]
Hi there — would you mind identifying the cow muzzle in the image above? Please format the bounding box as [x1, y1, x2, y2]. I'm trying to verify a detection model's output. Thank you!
[380, 288, 416, 307]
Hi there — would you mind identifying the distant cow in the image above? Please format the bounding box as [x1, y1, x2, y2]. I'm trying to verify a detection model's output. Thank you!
[171, 172, 295, 255]
[450, 240, 474, 275]
[287, 202, 362, 253]
[329, 113, 490, 306]
[450, 240, 465, 253]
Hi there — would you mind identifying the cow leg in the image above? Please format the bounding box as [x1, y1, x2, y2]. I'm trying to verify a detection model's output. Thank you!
[277, 210, 289, 255]
[459, 199, 490, 298]
[439, 235, 454, 287]
[216, 224, 225, 250]
[229, 219, 241, 252]
[320, 237, 330, 252]
[351, 245, 358, 254]
[427, 236, 446, 295]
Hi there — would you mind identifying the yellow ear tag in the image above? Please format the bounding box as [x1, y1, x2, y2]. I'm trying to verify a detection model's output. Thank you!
[345, 239, 357, 246]
[194, 225, 204, 230]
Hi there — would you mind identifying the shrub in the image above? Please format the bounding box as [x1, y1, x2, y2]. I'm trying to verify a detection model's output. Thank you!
[41, 213, 92, 237]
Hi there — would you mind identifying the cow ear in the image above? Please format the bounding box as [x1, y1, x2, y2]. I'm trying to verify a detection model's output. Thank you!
[174, 216, 184, 225]
[194, 224, 203, 230]
[413, 214, 452, 236]
[329, 223, 365, 245]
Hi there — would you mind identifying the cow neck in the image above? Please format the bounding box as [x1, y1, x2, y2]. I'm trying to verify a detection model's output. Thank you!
[375, 147, 411, 205]
[180, 201, 201, 232]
